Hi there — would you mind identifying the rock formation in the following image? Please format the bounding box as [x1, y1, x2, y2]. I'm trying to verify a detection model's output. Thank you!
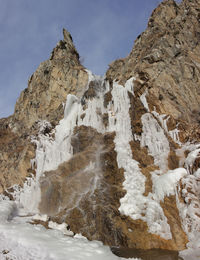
[0, 0, 200, 255]
[0, 28, 88, 193]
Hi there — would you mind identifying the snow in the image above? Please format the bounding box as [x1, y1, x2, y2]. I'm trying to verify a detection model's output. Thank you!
[32, 213, 49, 222]
[180, 247, 200, 260]
[0, 223, 121, 260]
[48, 221, 74, 236]
[0, 201, 139, 260]
[0, 201, 17, 222]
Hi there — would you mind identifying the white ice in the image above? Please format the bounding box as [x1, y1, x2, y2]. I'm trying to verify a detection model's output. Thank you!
[2, 70, 200, 257]
[107, 80, 172, 239]
[151, 168, 187, 201]
[48, 221, 74, 236]
[141, 113, 170, 171]
[140, 89, 149, 112]
[0, 201, 140, 260]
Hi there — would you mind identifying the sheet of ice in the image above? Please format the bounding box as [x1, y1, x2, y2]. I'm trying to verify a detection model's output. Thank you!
[178, 174, 200, 235]
[108, 81, 172, 239]
[77, 86, 107, 133]
[11, 71, 107, 215]
[169, 128, 181, 144]
[140, 89, 149, 111]
[176, 143, 200, 259]
[13, 94, 80, 213]
[151, 168, 187, 201]
[152, 110, 181, 145]
[194, 168, 200, 178]
[180, 231, 200, 260]
[141, 113, 170, 171]
[125, 77, 135, 94]
[180, 225, 200, 260]
[151, 112, 170, 133]
[140, 114, 200, 243]
[109, 81, 145, 219]
[185, 148, 200, 174]
[176, 143, 200, 167]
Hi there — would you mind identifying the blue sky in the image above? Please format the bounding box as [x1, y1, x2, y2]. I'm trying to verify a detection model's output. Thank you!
[0, 0, 181, 118]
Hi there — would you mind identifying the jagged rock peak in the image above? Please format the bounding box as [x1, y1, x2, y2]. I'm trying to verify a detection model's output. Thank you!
[63, 28, 74, 45]
[148, 0, 179, 28]
[50, 27, 80, 62]
[10, 27, 87, 134]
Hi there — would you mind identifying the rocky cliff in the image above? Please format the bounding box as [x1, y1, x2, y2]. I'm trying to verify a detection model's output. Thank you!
[0, 0, 200, 255]
[0, 29, 88, 193]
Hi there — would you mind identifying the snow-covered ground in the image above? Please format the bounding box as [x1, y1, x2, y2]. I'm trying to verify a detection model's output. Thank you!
[0, 201, 140, 260]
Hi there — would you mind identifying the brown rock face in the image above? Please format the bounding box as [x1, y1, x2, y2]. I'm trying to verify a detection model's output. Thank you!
[0, 28, 88, 193]
[39, 127, 127, 245]
[1, 0, 200, 253]
[0, 117, 35, 194]
[12, 28, 88, 133]
[106, 0, 200, 125]
[39, 126, 186, 250]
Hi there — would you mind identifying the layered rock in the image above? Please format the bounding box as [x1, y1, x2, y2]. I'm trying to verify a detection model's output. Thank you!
[0, 0, 200, 254]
